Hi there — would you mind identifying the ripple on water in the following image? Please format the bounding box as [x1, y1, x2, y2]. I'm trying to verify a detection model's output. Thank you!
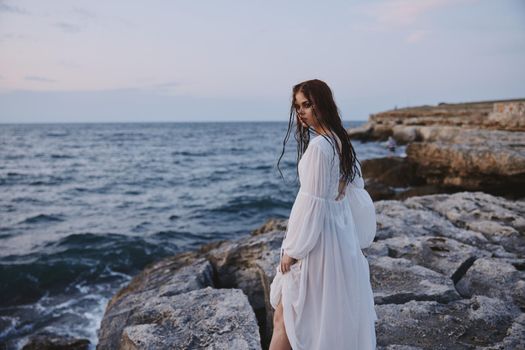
[19, 214, 64, 225]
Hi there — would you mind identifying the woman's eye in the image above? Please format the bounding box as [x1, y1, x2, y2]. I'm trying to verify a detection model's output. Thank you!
[294, 102, 312, 111]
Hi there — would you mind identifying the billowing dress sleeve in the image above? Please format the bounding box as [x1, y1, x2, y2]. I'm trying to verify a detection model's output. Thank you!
[346, 162, 377, 249]
[282, 142, 332, 260]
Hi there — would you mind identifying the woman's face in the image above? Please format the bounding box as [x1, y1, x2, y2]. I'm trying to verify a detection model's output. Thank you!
[294, 91, 319, 130]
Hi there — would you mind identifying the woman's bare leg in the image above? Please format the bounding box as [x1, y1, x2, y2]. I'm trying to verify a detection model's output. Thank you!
[269, 301, 291, 350]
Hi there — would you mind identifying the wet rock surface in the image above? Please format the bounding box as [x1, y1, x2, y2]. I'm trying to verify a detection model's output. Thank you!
[97, 192, 524, 349]
[22, 332, 90, 350]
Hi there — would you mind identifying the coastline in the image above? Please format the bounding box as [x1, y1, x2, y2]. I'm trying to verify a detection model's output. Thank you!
[357, 99, 525, 201]
[20, 100, 525, 349]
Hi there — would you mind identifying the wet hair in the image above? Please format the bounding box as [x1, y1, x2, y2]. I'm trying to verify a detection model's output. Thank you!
[277, 79, 361, 186]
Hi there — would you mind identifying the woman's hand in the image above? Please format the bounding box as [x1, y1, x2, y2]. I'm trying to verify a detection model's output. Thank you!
[280, 252, 297, 274]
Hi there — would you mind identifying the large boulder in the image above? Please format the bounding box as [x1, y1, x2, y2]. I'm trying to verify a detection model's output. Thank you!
[97, 255, 216, 349]
[119, 288, 261, 350]
[406, 140, 525, 196]
[369, 256, 461, 304]
[97, 220, 287, 350]
[376, 296, 520, 349]
[361, 156, 442, 201]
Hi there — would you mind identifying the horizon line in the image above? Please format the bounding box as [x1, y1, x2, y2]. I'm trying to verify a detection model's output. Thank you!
[0, 120, 369, 125]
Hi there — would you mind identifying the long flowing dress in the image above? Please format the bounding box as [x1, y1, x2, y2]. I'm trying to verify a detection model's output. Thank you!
[270, 134, 378, 350]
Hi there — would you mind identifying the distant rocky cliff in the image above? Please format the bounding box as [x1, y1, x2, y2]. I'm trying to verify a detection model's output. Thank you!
[351, 99, 525, 140]
[352, 99, 525, 200]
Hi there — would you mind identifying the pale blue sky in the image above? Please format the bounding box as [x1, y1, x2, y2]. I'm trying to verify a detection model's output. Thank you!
[1, 0, 524, 123]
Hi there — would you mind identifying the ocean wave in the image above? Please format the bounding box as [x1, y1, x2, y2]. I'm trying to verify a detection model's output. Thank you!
[123, 190, 142, 195]
[50, 154, 75, 159]
[171, 150, 211, 157]
[0, 316, 17, 338]
[0, 232, 175, 307]
[0, 173, 30, 186]
[0, 287, 112, 348]
[10, 197, 47, 204]
[19, 214, 64, 224]
[0, 174, 73, 187]
[211, 195, 293, 214]
[151, 230, 206, 244]
[45, 132, 69, 137]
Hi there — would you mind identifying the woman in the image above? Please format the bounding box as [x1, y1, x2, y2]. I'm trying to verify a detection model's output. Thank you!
[270, 79, 378, 350]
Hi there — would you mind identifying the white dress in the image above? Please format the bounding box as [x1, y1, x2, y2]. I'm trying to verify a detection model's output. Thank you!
[270, 134, 378, 350]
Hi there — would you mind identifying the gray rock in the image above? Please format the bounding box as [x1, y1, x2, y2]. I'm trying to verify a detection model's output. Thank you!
[203, 230, 283, 346]
[119, 288, 261, 350]
[455, 257, 524, 307]
[97, 256, 215, 349]
[375, 235, 490, 279]
[392, 125, 419, 144]
[378, 346, 424, 350]
[479, 313, 525, 350]
[374, 199, 490, 249]
[376, 296, 520, 349]
[416, 191, 525, 255]
[204, 230, 283, 310]
[369, 256, 460, 304]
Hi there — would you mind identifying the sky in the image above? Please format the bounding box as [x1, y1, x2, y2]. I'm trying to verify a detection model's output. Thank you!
[0, 0, 524, 123]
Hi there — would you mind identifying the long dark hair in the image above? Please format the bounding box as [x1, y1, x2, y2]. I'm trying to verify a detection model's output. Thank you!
[277, 79, 361, 186]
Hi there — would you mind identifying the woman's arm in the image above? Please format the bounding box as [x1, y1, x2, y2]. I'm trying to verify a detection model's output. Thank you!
[281, 142, 332, 261]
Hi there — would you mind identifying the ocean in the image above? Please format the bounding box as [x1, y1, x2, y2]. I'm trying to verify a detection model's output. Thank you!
[0, 121, 398, 349]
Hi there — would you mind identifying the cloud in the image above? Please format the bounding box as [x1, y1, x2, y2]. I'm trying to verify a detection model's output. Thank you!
[361, 0, 463, 27]
[55, 21, 81, 34]
[406, 29, 428, 44]
[24, 76, 56, 83]
[0, 2, 28, 14]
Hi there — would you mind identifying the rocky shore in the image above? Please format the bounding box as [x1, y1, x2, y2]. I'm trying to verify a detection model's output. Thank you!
[85, 191, 525, 349]
[90, 100, 525, 349]
[26, 99, 524, 349]
[354, 100, 525, 200]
